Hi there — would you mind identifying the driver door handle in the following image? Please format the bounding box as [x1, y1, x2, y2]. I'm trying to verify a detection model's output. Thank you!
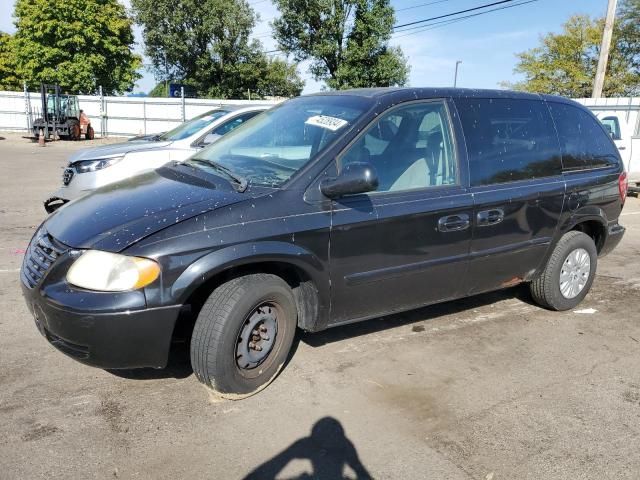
[438, 214, 470, 233]
[477, 208, 504, 227]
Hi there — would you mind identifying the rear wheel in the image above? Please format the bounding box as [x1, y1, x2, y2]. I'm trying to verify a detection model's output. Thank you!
[530, 231, 597, 311]
[190, 274, 297, 399]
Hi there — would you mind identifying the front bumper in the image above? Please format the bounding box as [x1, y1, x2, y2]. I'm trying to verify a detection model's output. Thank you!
[20, 237, 181, 369]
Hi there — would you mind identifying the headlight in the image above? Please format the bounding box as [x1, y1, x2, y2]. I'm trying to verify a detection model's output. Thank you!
[74, 156, 124, 173]
[67, 250, 160, 291]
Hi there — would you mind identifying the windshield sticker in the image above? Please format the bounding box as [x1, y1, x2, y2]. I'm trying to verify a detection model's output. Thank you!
[305, 115, 349, 131]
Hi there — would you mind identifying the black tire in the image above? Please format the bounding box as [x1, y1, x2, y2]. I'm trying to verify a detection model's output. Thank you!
[85, 126, 95, 140]
[530, 231, 597, 311]
[68, 121, 81, 141]
[190, 274, 297, 399]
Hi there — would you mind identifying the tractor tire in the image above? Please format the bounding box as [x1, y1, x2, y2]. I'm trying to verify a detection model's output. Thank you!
[69, 121, 81, 141]
[85, 126, 95, 140]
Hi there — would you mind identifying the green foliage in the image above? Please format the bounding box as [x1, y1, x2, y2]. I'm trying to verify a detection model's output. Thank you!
[12, 0, 141, 94]
[0, 32, 21, 91]
[272, 0, 409, 89]
[131, 0, 304, 99]
[505, 4, 640, 97]
[617, 0, 640, 74]
[148, 82, 169, 97]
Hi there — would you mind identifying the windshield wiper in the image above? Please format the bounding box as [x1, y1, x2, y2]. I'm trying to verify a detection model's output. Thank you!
[187, 158, 248, 193]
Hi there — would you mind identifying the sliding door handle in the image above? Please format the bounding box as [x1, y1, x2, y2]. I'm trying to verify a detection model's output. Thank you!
[477, 208, 504, 227]
[438, 214, 470, 232]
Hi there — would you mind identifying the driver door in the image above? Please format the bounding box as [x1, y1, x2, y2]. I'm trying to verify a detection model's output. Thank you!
[328, 100, 473, 324]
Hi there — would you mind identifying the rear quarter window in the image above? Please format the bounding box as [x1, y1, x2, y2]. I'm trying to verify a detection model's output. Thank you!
[547, 102, 620, 171]
[455, 98, 562, 186]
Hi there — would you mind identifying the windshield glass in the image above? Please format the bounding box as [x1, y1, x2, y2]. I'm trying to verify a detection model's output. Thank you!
[188, 95, 372, 187]
[159, 109, 229, 141]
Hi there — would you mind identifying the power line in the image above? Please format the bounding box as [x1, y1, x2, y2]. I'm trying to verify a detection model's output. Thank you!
[394, 0, 515, 29]
[395, 0, 459, 13]
[254, 0, 540, 50]
[392, 0, 539, 36]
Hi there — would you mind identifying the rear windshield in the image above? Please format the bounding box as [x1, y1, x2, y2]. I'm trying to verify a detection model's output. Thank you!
[189, 95, 372, 187]
[456, 98, 562, 186]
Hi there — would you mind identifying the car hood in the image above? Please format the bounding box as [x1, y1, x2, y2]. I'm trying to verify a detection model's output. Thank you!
[68, 140, 174, 163]
[44, 166, 251, 251]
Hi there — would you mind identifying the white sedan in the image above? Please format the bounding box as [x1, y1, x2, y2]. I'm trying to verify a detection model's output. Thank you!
[45, 105, 270, 212]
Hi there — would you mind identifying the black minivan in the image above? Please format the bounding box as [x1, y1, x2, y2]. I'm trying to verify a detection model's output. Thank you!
[21, 88, 627, 397]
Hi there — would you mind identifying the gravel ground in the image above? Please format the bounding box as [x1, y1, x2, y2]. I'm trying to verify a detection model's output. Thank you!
[1, 133, 639, 480]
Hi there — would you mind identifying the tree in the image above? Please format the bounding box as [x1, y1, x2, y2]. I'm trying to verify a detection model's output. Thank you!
[148, 82, 169, 97]
[12, 0, 141, 94]
[257, 58, 306, 98]
[131, 0, 304, 99]
[272, 0, 409, 90]
[504, 7, 640, 97]
[0, 33, 21, 91]
[617, 0, 640, 74]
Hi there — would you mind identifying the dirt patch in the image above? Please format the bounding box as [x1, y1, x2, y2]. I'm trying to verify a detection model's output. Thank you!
[96, 399, 126, 433]
[22, 423, 59, 442]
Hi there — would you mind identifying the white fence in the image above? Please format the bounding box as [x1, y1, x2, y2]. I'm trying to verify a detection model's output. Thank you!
[0, 89, 277, 137]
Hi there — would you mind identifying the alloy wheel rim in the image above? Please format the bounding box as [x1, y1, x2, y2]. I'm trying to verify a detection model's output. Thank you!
[236, 303, 278, 370]
[559, 248, 591, 299]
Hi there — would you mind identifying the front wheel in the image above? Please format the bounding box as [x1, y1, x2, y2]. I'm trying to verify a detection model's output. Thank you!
[530, 231, 597, 311]
[190, 274, 297, 399]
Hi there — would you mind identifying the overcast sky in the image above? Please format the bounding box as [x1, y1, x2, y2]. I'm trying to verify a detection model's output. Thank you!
[0, 0, 611, 95]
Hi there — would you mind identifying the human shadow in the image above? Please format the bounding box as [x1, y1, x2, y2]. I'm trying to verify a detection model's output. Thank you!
[244, 417, 372, 480]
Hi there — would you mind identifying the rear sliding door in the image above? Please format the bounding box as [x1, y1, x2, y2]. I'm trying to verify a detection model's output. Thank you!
[454, 97, 565, 295]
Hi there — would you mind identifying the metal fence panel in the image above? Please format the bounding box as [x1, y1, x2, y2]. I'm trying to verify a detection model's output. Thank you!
[0, 89, 278, 137]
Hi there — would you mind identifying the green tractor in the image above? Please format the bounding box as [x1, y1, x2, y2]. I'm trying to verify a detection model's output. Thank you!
[32, 84, 94, 141]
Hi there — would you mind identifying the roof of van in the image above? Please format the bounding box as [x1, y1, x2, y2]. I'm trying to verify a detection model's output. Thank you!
[308, 87, 578, 105]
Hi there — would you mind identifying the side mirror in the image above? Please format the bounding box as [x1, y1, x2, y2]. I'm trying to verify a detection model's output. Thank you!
[320, 162, 379, 199]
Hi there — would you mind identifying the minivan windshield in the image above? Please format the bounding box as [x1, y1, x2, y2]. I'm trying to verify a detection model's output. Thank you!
[158, 109, 230, 141]
[187, 95, 372, 187]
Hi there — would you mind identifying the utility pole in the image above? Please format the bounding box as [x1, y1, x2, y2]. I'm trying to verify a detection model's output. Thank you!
[592, 0, 618, 98]
[453, 60, 462, 88]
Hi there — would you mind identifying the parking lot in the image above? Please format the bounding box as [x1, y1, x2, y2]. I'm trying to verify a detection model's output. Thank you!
[1, 133, 640, 480]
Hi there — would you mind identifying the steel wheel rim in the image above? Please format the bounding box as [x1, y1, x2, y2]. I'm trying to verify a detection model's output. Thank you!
[559, 248, 591, 299]
[235, 302, 279, 370]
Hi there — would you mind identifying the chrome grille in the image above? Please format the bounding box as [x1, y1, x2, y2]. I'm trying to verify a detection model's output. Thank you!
[62, 168, 74, 185]
[21, 231, 67, 289]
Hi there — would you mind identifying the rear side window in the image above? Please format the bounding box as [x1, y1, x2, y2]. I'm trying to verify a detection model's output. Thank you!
[456, 98, 561, 186]
[548, 103, 620, 170]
